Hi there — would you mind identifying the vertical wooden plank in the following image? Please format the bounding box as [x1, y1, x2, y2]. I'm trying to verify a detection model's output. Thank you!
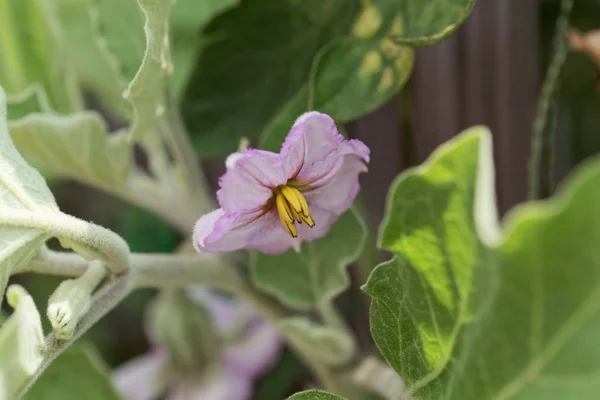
[463, 0, 495, 127]
[411, 33, 463, 162]
[492, 0, 540, 213]
[346, 97, 403, 227]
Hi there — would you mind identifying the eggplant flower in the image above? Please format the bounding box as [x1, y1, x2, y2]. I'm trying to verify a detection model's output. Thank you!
[193, 112, 370, 254]
[113, 291, 281, 400]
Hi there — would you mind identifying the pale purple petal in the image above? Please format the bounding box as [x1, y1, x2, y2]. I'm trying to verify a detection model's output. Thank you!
[245, 211, 300, 254]
[217, 149, 285, 212]
[166, 367, 251, 400]
[297, 138, 369, 185]
[187, 289, 253, 334]
[224, 321, 282, 379]
[193, 209, 226, 251]
[280, 112, 344, 179]
[112, 350, 169, 400]
[194, 209, 265, 253]
[295, 205, 337, 242]
[303, 151, 369, 215]
[194, 209, 297, 254]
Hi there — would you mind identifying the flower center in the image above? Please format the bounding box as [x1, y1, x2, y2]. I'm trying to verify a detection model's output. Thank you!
[274, 185, 315, 238]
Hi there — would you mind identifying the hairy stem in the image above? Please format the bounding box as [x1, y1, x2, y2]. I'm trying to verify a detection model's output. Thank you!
[0, 210, 129, 274]
[93, 171, 197, 234]
[162, 96, 215, 213]
[19, 249, 353, 396]
[528, 0, 573, 200]
[19, 250, 243, 294]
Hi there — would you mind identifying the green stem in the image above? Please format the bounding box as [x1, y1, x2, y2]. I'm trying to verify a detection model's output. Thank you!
[528, 0, 573, 200]
[163, 96, 215, 213]
[19, 250, 243, 294]
[540, 100, 559, 198]
[19, 249, 353, 396]
[93, 171, 197, 234]
[0, 210, 129, 274]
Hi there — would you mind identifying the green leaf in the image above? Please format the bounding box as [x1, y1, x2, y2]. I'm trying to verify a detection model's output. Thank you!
[0, 285, 45, 398]
[363, 127, 487, 397]
[170, 0, 240, 94]
[9, 112, 132, 188]
[311, 36, 413, 120]
[252, 209, 366, 310]
[92, 0, 146, 83]
[5, 86, 62, 181]
[183, 0, 416, 157]
[278, 317, 355, 366]
[0, 87, 58, 299]
[5, 84, 53, 120]
[288, 390, 345, 400]
[0, 0, 83, 112]
[390, 0, 476, 46]
[55, 0, 131, 120]
[364, 125, 600, 399]
[25, 345, 123, 400]
[123, 0, 172, 141]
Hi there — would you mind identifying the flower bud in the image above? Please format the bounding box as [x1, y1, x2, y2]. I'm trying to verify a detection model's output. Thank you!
[150, 290, 222, 374]
[47, 261, 105, 340]
[0, 285, 45, 397]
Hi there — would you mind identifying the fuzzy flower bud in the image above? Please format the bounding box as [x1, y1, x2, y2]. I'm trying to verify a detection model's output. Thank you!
[0, 285, 45, 398]
[47, 261, 106, 340]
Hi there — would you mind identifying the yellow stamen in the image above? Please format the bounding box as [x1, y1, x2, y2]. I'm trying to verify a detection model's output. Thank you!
[280, 186, 303, 213]
[276, 193, 297, 237]
[275, 186, 315, 236]
[300, 212, 315, 228]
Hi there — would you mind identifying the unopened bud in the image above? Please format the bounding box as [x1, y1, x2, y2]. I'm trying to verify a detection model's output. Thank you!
[0, 285, 45, 397]
[47, 262, 106, 340]
[150, 290, 222, 374]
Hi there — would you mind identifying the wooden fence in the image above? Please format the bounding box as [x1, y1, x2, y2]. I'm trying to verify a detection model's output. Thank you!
[348, 0, 542, 227]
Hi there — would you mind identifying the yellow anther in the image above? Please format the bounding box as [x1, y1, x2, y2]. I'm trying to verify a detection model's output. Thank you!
[280, 186, 303, 214]
[296, 190, 310, 218]
[275, 186, 315, 237]
[300, 213, 315, 228]
[276, 193, 297, 237]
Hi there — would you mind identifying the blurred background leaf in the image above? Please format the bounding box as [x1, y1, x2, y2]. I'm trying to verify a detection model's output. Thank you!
[251, 209, 366, 310]
[183, 0, 421, 158]
[0, 0, 83, 113]
[541, 0, 600, 171]
[25, 345, 124, 400]
[390, 0, 476, 45]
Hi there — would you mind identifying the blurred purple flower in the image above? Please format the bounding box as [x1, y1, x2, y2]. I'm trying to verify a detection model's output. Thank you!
[112, 291, 281, 400]
[193, 112, 370, 254]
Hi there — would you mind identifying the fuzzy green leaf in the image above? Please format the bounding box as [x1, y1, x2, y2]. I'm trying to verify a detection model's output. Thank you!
[9, 112, 132, 188]
[252, 209, 365, 310]
[364, 125, 600, 399]
[56, 0, 131, 120]
[123, 0, 173, 141]
[278, 317, 355, 367]
[363, 127, 487, 398]
[25, 345, 123, 400]
[288, 390, 345, 400]
[0, 0, 83, 112]
[0, 87, 58, 299]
